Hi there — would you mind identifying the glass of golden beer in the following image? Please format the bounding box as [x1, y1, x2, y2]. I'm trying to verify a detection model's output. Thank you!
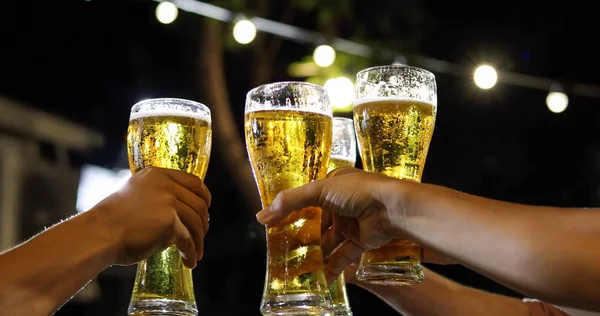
[245, 82, 334, 315]
[126, 98, 212, 316]
[354, 65, 437, 286]
[327, 117, 356, 316]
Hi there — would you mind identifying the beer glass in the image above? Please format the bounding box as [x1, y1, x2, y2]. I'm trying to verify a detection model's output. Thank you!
[245, 82, 334, 315]
[126, 98, 212, 315]
[353, 65, 437, 286]
[327, 117, 356, 316]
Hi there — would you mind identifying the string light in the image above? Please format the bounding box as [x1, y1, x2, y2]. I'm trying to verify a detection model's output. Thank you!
[546, 84, 569, 113]
[155, 2, 178, 24]
[155, 0, 600, 103]
[546, 92, 568, 113]
[324, 77, 354, 109]
[313, 45, 336, 68]
[474, 65, 498, 89]
[233, 19, 257, 44]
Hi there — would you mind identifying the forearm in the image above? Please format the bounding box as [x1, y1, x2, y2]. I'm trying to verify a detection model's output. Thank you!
[355, 268, 528, 316]
[397, 182, 600, 311]
[0, 209, 118, 315]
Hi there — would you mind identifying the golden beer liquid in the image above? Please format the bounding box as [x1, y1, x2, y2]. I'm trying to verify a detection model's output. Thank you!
[126, 113, 211, 312]
[326, 157, 354, 315]
[245, 109, 333, 313]
[354, 97, 435, 285]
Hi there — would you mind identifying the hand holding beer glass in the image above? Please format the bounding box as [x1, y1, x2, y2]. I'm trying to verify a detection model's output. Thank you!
[126, 98, 212, 315]
[353, 65, 437, 286]
[245, 82, 334, 315]
[327, 117, 357, 316]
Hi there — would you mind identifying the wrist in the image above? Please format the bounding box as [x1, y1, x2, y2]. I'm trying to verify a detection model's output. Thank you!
[382, 179, 422, 238]
[80, 206, 122, 267]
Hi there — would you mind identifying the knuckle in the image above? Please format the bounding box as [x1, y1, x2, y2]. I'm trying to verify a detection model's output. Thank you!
[164, 195, 179, 207]
[275, 190, 287, 202]
[170, 205, 179, 217]
[195, 216, 205, 233]
[270, 192, 284, 210]
[191, 198, 208, 213]
[204, 184, 212, 198]
[145, 166, 168, 180]
[313, 185, 328, 207]
[169, 212, 180, 232]
[142, 166, 156, 175]
[158, 179, 174, 191]
[204, 189, 212, 206]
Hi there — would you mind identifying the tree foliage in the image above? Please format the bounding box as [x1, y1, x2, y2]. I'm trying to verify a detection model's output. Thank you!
[200, 0, 433, 213]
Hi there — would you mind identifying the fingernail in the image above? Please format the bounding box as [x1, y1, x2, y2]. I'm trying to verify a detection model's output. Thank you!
[256, 210, 272, 223]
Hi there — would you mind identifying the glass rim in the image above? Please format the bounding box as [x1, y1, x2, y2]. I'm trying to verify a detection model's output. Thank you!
[130, 98, 211, 114]
[356, 64, 435, 81]
[245, 81, 331, 116]
[355, 65, 437, 106]
[246, 81, 327, 99]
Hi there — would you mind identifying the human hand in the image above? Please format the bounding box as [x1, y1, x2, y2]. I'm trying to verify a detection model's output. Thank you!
[91, 166, 211, 269]
[256, 167, 412, 281]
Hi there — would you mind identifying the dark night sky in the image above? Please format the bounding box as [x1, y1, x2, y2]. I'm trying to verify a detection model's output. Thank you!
[1, 0, 600, 315]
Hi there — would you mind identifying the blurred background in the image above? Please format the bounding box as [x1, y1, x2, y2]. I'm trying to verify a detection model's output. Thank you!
[1, 0, 599, 315]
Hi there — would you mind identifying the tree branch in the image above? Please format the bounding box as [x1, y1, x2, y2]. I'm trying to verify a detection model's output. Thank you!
[199, 19, 262, 214]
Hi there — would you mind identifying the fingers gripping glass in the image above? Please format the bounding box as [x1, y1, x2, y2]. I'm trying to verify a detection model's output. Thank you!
[126, 98, 212, 316]
[245, 82, 334, 315]
[353, 65, 437, 286]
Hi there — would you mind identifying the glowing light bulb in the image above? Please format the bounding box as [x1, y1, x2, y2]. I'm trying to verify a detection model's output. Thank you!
[233, 19, 257, 44]
[474, 65, 498, 89]
[546, 91, 568, 113]
[156, 2, 178, 24]
[313, 45, 336, 68]
[324, 77, 354, 109]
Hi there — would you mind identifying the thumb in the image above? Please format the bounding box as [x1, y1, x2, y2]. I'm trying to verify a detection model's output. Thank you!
[256, 180, 326, 225]
[174, 217, 197, 269]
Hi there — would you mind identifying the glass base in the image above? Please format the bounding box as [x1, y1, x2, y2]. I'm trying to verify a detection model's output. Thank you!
[332, 306, 353, 316]
[261, 293, 333, 316]
[356, 263, 424, 286]
[128, 299, 198, 316]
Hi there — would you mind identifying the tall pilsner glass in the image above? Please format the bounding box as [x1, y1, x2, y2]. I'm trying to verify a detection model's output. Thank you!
[354, 65, 437, 286]
[327, 117, 356, 316]
[245, 82, 334, 315]
[126, 98, 212, 315]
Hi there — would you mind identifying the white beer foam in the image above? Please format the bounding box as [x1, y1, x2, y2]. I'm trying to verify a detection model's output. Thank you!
[330, 155, 356, 164]
[353, 97, 436, 108]
[245, 100, 332, 117]
[130, 110, 212, 124]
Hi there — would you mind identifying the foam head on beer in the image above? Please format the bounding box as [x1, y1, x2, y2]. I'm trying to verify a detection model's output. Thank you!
[129, 98, 212, 123]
